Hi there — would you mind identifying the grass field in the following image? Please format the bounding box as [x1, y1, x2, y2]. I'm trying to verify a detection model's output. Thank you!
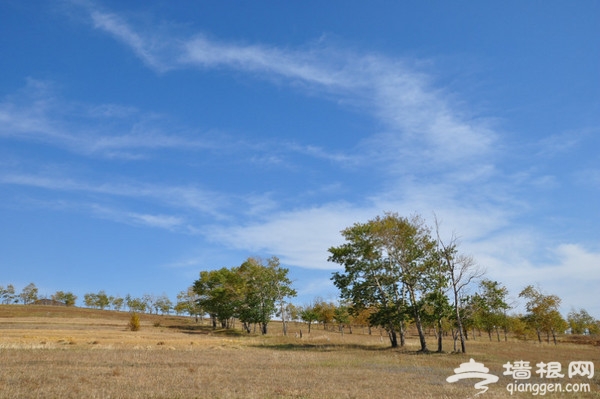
[0, 305, 598, 398]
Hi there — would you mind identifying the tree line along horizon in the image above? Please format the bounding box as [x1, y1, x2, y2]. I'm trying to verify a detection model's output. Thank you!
[1, 212, 598, 353]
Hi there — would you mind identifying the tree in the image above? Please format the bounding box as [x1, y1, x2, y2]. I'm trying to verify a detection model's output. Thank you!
[0, 284, 16, 304]
[128, 297, 147, 313]
[236, 257, 296, 335]
[111, 296, 124, 311]
[331, 213, 438, 351]
[371, 213, 438, 352]
[333, 302, 351, 334]
[434, 217, 484, 353]
[84, 293, 97, 308]
[20, 283, 39, 305]
[473, 280, 510, 342]
[330, 220, 407, 348]
[193, 257, 296, 334]
[176, 287, 203, 320]
[568, 309, 598, 335]
[154, 294, 173, 315]
[84, 291, 110, 309]
[96, 291, 110, 310]
[299, 304, 319, 333]
[421, 290, 453, 352]
[313, 299, 336, 331]
[519, 285, 565, 344]
[193, 267, 241, 329]
[52, 291, 77, 306]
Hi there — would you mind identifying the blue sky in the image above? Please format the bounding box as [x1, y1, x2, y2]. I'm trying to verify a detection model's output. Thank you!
[1, 1, 598, 316]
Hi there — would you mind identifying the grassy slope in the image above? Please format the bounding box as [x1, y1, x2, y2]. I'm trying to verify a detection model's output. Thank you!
[0, 305, 599, 398]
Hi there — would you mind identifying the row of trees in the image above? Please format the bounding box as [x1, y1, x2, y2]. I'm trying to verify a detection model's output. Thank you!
[0, 283, 188, 316]
[82, 291, 174, 314]
[1, 283, 45, 305]
[292, 290, 599, 343]
[1, 283, 79, 306]
[193, 256, 296, 334]
[327, 212, 598, 353]
[3, 211, 597, 351]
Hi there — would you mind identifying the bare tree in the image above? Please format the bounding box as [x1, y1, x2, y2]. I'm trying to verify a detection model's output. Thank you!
[434, 216, 484, 353]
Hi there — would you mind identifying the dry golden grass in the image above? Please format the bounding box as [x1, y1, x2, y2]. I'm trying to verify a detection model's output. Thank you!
[0, 305, 598, 398]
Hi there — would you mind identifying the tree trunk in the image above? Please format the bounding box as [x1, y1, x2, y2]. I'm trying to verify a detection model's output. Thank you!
[452, 329, 458, 352]
[388, 328, 398, 348]
[399, 321, 406, 347]
[408, 288, 428, 352]
[280, 301, 287, 336]
[452, 286, 467, 353]
[437, 318, 443, 352]
[261, 322, 268, 335]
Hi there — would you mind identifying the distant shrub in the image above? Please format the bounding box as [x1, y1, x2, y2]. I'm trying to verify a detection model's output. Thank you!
[128, 313, 141, 331]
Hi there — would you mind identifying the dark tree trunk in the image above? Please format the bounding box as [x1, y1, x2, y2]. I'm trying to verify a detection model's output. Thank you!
[437, 318, 443, 352]
[408, 289, 428, 352]
[389, 329, 398, 348]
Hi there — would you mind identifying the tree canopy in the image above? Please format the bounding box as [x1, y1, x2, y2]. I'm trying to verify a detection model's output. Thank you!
[193, 256, 296, 334]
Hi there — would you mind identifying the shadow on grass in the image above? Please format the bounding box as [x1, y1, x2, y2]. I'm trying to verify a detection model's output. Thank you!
[166, 324, 245, 337]
[250, 342, 394, 352]
[250, 342, 455, 354]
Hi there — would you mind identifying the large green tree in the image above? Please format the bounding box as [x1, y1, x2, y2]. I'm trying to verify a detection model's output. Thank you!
[330, 220, 407, 347]
[237, 257, 296, 335]
[192, 257, 296, 333]
[330, 213, 441, 351]
[193, 267, 242, 329]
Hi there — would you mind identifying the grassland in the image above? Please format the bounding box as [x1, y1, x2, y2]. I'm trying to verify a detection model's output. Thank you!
[0, 305, 598, 398]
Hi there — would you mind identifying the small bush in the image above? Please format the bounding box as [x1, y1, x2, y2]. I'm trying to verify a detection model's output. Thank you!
[128, 313, 141, 331]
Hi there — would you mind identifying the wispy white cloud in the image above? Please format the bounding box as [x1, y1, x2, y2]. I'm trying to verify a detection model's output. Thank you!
[0, 171, 227, 219]
[69, 6, 515, 274]
[1, 79, 355, 167]
[90, 204, 185, 230]
[536, 130, 583, 158]
[89, 9, 172, 72]
[76, 2, 497, 174]
[0, 79, 219, 159]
